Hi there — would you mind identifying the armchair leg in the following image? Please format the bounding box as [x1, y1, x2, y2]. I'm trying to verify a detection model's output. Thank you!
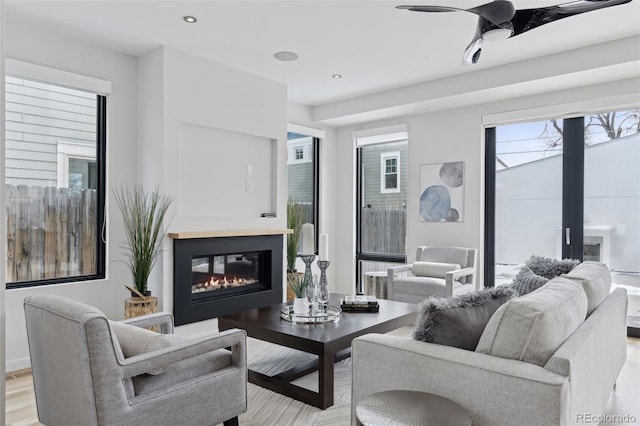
[223, 417, 239, 426]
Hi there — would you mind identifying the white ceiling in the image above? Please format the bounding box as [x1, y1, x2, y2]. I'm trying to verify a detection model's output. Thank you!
[5, 0, 640, 108]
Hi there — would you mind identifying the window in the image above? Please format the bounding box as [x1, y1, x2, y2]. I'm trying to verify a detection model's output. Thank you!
[57, 141, 97, 189]
[287, 132, 320, 251]
[68, 157, 97, 190]
[288, 139, 310, 164]
[485, 108, 640, 332]
[356, 135, 408, 293]
[380, 152, 400, 193]
[5, 76, 106, 288]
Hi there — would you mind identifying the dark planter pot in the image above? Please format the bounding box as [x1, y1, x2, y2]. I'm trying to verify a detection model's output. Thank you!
[130, 290, 152, 298]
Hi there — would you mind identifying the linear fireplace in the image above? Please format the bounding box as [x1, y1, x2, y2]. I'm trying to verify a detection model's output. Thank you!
[173, 233, 283, 325]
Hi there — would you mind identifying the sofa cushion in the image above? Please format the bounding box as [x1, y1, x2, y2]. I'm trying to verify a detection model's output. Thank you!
[412, 261, 460, 278]
[413, 286, 518, 350]
[562, 261, 611, 315]
[476, 276, 588, 366]
[525, 255, 580, 279]
[393, 276, 467, 301]
[110, 321, 178, 375]
[510, 266, 549, 296]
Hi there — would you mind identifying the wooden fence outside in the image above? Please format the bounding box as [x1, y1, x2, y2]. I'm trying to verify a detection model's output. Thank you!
[6, 185, 97, 283]
[360, 208, 407, 255]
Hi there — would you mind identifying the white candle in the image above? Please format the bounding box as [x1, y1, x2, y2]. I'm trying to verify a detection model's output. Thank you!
[319, 233, 328, 261]
[301, 223, 314, 255]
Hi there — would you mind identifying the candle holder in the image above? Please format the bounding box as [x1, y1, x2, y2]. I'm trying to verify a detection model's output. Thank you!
[317, 260, 330, 310]
[300, 255, 317, 311]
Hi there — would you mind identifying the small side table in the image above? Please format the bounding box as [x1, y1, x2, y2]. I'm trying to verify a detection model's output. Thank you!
[364, 271, 388, 299]
[356, 390, 471, 426]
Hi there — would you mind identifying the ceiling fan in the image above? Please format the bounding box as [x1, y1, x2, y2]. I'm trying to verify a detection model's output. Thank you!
[396, 0, 633, 64]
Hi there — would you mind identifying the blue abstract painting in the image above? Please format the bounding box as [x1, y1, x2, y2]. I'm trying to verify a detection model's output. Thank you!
[419, 162, 464, 222]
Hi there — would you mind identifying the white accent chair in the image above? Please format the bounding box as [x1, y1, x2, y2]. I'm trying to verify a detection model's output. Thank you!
[387, 246, 477, 303]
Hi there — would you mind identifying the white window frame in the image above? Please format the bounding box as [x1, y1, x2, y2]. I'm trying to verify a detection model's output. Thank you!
[380, 151, 400, 193]
[57, 141, 96, 188]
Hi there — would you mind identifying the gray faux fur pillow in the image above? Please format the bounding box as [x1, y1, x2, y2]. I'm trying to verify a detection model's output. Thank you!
[510, 266, 548, 296]
[412, 286, 518, 350]
[525, 255, 581, 279]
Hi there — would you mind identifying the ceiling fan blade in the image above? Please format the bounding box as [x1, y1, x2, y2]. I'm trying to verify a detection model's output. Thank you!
[512, 0, 632, 36]
[395, 5, 467, 13]
[397, 1, 516, 25]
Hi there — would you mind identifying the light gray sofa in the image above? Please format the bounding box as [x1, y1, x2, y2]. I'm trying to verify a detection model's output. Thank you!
[352, 262, 627, 425]
[24, 295, 247, 426]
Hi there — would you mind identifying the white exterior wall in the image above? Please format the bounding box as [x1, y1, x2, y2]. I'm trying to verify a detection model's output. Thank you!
[496, 134, 640, 273]
[495, 153, 563, 264]
[5, 77, 97, 187]
[4, 19, 138, 372]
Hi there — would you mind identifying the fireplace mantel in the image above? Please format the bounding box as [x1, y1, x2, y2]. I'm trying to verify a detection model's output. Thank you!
[168, 229, 292, 239]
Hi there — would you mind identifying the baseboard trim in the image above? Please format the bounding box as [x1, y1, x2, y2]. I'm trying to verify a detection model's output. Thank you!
[6, 357, 31, 374]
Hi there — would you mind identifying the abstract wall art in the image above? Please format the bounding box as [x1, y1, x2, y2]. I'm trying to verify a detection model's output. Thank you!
[419, 161, 464, 222]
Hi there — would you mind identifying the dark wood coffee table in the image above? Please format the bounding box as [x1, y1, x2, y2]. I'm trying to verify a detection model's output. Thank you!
[218, 293, 418, 409]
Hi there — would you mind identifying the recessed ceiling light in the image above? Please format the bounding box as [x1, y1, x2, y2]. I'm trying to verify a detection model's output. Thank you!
[183, 16, 197, 24]
[332, 74, 342, 79]
[273, 51, 299, 62]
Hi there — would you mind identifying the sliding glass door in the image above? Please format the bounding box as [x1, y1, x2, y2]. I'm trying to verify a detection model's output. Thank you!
[486, 109, 640, 333]
[582, 111, 640, 331]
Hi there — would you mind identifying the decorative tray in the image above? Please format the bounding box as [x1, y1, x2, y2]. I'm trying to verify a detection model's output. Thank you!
[280, 304, 341, 324]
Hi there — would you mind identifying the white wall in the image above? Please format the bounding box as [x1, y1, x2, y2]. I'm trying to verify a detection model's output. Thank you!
[330, 78, 640, 292]
[137, 46, 288, 314]
[1, 0, 7, 421]
[4, 20, 139, 372]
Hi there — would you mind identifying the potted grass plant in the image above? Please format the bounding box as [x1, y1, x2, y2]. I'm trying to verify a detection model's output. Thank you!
[114, 185, 174, 297]
[286, 198, 304, 302]
[288, 273, 309, 314]
[286, 198, 303, 273]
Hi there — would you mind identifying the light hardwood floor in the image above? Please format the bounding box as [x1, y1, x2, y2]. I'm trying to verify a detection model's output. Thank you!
[6, 337, 640, 426]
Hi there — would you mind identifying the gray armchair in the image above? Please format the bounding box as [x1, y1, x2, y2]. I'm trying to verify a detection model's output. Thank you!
[24, 295, 247, 426]
[387, 246, 477, 303]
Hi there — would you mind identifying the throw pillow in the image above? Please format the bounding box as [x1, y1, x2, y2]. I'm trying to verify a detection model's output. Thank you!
[562, 261, 611, 315]
[412, 286, 518, 350]
[524, 255, 580, 279]
[109, 321, 173, 375]
[510, 266, 548, 296]
[412, 261, 461, 278]
[475, 276, 588, 366]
